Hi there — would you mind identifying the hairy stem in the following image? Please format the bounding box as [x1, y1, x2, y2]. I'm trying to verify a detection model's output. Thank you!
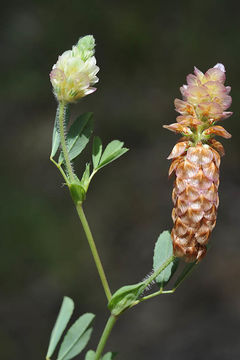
[76, 202, 112, 301]
[58, 101, 75, 183]
[133, 259, 197, 306]
[50, 156, 69, 184]
[95, 315, 117, 360]
[143, 255, 175, 291]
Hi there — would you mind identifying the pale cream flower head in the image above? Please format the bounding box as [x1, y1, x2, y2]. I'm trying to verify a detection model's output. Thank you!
[50, 35, 99, 103]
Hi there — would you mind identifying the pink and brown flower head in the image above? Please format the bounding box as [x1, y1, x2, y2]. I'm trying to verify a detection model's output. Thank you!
[164, 64, 232, 262]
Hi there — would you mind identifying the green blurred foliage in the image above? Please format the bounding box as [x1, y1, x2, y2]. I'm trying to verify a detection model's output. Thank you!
[1, 0, 240, 359]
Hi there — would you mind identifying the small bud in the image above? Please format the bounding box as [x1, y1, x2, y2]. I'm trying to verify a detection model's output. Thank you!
[73, 35, 96, 61]
[50, 35, 99, 103]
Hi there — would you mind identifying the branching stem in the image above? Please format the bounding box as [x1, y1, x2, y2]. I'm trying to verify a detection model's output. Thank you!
[50, 156, 69, 184]
[143, 255, 175, 291]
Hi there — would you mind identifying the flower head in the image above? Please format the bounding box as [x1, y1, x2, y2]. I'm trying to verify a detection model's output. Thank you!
[177, 63, 232, 125]
[50, 35, 99, 103]
[163, 63, 233, 263]
[164, 63, 232, 144]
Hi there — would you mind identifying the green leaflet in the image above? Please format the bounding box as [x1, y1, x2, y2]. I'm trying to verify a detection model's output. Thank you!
[59, 113, 93, 164]
[81, 163, 91, 190]
[46, 297, 74, 359]
[153, 231, 179, 288]
[92, 136, 103, 169]
[102, 352, 117, 360]
[57, 313, 95, 360]
[58, 328, 92, 360]
[83, 138, 129, 192]
[85, 351, 116, 360]
[96, 140, 128, 170]
[85, 350, 96, 360]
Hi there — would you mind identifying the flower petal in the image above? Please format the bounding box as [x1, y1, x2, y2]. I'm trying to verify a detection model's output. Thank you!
[174, 99, 195, 116]
[169, 157, 183, 176]
[167, 141, 189, 159]
[209, 139, 225, 157]
[177, 116, 201, 127]
[194, 67, 205, 82]
[203, 125, 232, 139]
[197, 102, 223, 119]
[214, 63, 225, 72]
[163, 123, 193, 135]
[186, 145, 213, 165]
[205, 67, 226, 84]
[176, 159, 199, 178]
[185, 85, 210, 105]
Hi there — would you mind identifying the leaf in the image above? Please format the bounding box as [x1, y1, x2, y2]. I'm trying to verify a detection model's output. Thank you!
[153, 230, 179, 288]
[92, 136, 102, 169]
[51, 106, 70, 158]
[108, 282, 145, 315]
[85, 350, 96, 360]
[46, 297, 74, 359]
[59, 113, 93, 163]
[174, 261, 197, 289]
[51, 111, 60, 158]
[81, 163, 90, 189]
[59, 328, 93, 360]
[102, 352, 117, 360]
[57, 313, 95, 360]
[97, 140, 128, 169]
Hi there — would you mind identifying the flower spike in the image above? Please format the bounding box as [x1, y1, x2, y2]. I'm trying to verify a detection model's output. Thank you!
[164, 63, 232, 262]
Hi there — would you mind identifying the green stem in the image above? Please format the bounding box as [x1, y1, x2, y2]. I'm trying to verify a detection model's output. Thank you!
[143, 255, 175, 291]
[129, 255, 175, 308]
[58, 101, 75, 183]
[76, 202, 112, 302]
[133, 260, 197, 306]
[95, 315, 117, 360]
[50, 156, 69, 184]
[138, 289, 175, 303]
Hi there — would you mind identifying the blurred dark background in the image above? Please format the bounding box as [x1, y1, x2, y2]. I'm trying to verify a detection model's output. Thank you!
[1, 0, 240, 359]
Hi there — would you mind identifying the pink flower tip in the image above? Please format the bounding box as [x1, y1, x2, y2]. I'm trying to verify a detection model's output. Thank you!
[214, 63, 225, 72]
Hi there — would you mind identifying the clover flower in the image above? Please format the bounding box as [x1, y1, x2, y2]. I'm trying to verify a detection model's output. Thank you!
[164, 63, 232, 262]
[50, 35, 99, 103]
